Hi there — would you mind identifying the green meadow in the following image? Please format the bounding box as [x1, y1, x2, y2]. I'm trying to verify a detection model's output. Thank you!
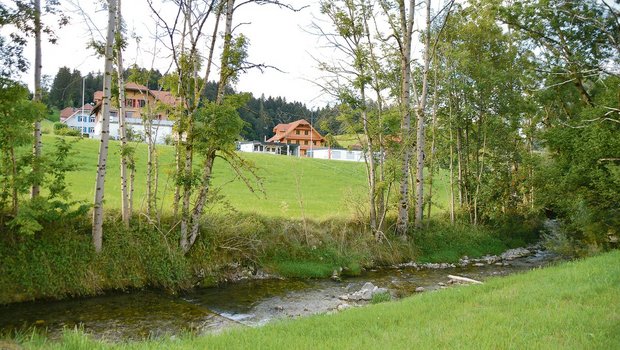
[13, 250, 620, 349]
[41, 134, 451, 219]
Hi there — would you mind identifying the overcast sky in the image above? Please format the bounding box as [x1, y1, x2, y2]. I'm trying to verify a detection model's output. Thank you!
[12, 0, 435, 108]
[13, 0, 335, 108]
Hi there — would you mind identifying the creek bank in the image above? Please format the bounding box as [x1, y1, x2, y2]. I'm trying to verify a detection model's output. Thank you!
[0, 244, 558, 340]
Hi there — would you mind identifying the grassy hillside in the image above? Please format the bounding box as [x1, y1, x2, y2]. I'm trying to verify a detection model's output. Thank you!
[41, 135, 451, 219]
[14, 250, 620, 349]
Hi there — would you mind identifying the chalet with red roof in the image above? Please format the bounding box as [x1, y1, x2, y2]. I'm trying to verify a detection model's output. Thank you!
[267, 119, 325, 157]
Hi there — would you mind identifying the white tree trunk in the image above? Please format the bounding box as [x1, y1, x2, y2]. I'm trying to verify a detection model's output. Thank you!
[31, 0, 42, 199]
[395, 0, 415, 237]
[116, 0, 130, 226]
[92, 0, 117, 253]
[414, 0, 432, 229]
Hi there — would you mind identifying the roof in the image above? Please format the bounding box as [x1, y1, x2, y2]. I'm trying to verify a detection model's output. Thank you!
[150, 90, 177, 105]
[125, 82, 149, 92]
[267, 119, 325, 142]
[59, 107, 75, 120]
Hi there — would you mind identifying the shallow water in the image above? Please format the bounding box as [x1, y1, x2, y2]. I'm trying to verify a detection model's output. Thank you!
[0, 249, 558, 341]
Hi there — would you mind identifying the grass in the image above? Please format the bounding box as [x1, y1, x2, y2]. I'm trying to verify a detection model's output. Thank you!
[37, 134, 453, 220]
[12, 250, 620, 349]
[41, 134, 371, 219]
[45, 134, 453, 219]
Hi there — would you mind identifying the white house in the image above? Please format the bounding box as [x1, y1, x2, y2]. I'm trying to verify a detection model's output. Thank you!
[61, 104, 96, 137]
[309, 148, 366, 162]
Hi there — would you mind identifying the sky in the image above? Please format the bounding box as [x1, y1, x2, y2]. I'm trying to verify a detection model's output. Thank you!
[15, 0, 334, 108]
[11, 0, 436, 109]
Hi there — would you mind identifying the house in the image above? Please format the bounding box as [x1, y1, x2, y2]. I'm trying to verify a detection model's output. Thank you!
[91, 83, 177, 144]
[310, 148, 366, 162]
[266, 119, 325, 157]
[237, 141, 299, 156]
[61, 104, 95, 137]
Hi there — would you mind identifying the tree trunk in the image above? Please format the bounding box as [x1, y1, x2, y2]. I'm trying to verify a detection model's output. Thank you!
[185, 151, 215, 253]
[31, 0, 42, 199]
[182, 0, 227, 252]
[395, 0, 415, 237]
[427, 60, 438, 220]
[92, 0, 117, 253]
[10, 146, 18, 215]
[116, 0, 130, 227]
[413, 0, 432, 229]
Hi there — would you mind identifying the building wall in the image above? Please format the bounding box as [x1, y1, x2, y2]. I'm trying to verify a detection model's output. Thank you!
[311, 148, 366, 162]
[282, 125, 325, 156]
[64, 112, 96, 137]
[94, 116, 173, 144]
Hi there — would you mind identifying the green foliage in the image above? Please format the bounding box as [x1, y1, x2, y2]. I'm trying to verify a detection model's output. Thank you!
[0, 78, 46, 212]
[193, 94, 249, 153]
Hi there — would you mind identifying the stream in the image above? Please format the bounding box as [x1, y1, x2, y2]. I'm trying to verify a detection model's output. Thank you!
[0, 246, 560, 341]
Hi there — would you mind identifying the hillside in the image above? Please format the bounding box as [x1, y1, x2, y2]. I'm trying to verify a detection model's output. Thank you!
[43, 135, 371, 219]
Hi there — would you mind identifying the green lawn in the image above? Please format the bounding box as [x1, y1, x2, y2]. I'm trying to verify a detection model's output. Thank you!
[42, 135, 451, 219]
[16, 250, 620, 349]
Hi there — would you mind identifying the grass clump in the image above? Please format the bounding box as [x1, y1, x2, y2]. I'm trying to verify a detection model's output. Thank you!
[370, 291, 391, 304]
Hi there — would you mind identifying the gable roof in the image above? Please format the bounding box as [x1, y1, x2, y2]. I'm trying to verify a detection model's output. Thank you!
[59, 107, 75, 120]
[125, 82, 149, 92]
[267, 119, 325, 142]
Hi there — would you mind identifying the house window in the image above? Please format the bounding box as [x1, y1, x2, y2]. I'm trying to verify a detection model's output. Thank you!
[313, 141, 316, 146]
[126, 111, 134, 118]
[139, 100, 146, 108]
[304, 140, 308, 145]
[295, 130, 300, 135]
[77, 116, 82, 122]
[110, 111, 117, 117]
[89, 116, 95, 123]
[304, 130, 309, 135]
[89, 127, 94, 133]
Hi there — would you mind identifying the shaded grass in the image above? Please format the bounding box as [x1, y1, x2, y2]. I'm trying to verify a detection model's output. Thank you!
[15, 250, 620, 349]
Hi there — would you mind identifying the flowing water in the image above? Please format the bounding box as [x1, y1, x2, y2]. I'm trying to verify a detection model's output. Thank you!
[0, 248, 559, 341]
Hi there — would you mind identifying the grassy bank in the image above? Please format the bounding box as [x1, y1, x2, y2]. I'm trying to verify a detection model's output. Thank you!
[0, 211, 534, 304]
[12, 250, 620, 349]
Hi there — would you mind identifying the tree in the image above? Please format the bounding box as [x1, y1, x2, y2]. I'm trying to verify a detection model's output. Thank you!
[92, 0, 118, 253]
[379, 0, 416, 237]
[115, 0, 130, 226]
[317, 0, 388, 237]
[0, 80, 45, 215]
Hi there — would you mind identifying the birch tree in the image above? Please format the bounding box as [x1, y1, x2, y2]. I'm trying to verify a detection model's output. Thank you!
[380, 0, 415, 237]
[92, 0, 117, 252]
[317, 0, 391, 238]
[115, 0, 130, 226]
